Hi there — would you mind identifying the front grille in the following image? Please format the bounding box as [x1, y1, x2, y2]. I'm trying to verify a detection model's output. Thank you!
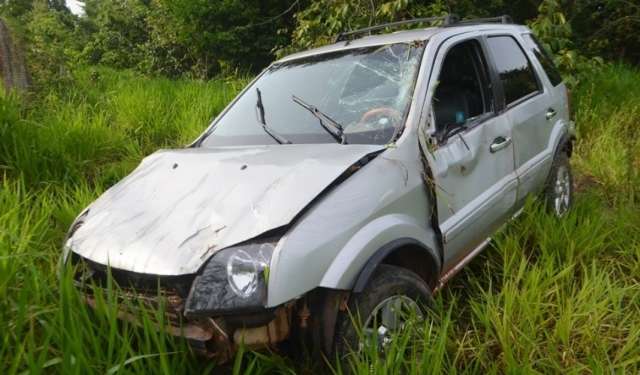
[70, 253, 195, 296]
[86, 284, 186, 326]
[71, 253, 196, 326]
[69, 255, 230, 355]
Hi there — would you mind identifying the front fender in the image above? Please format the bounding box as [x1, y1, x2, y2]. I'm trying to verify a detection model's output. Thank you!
[265, 142, 434, 307]
[319, 214, 439, 290]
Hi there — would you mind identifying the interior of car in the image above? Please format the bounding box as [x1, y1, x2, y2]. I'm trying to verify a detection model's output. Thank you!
[433, 40, 493, 141]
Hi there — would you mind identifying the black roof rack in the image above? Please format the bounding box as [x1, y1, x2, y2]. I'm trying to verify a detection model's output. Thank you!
[447, 15, 513, 27]
[334, 14, 513, 43]
[334, 14, 459, 43]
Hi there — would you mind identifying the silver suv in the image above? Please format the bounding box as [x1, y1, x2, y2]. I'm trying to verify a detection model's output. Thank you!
[62, 15, 575, 361]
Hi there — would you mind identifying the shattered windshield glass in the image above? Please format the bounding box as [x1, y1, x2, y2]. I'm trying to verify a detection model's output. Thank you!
[200, 42, 425, 146]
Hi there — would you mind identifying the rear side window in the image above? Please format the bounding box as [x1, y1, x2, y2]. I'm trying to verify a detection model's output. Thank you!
[486, 36, 540, 106]
[522, 33, 563, 86]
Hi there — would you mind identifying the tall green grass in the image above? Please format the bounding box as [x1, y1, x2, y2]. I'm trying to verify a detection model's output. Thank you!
[0, 65, 638, 374]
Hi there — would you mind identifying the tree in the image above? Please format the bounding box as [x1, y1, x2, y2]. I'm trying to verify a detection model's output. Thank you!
[78, 0, 297, 77]
[80, 0, 150, 69]
[570, 0, 640, 64]
[150, 0, 296, 77]
[24, 0, 77, 88]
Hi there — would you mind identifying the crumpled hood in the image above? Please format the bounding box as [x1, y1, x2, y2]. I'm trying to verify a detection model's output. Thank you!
[68, 144, 383, 275]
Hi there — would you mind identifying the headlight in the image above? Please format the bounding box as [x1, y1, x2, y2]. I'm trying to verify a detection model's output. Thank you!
[184, 242, 275, 317]
[227, 247, 271, 298]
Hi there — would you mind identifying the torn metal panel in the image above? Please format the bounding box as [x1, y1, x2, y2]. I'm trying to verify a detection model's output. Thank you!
[68, 144, 383, 275]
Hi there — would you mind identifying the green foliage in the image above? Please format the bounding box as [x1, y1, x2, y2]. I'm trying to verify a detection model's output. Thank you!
[0, 1, 78, 90]
[78, 0, 295, 78]
[570, 0, 640, 65]
[0, 67, 245, 187]
[153, 0, 293, 77]
[24, 0, 76, 88]
[80, 0, 150, 70]
[280, 0, 635, 84]
[0, 0, 35, 18]
[3, 0, 640, 85]
[281, 0, 448, 55]
[528, 0, 604, 87]
[281, 0, 545, 55]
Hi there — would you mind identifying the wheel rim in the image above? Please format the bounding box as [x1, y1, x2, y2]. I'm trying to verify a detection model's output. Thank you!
[359, 295, 423, 352]
[553, 165, 571, 217]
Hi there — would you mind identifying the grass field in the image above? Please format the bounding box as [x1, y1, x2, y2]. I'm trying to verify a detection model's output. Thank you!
[0, 64, 638, 374]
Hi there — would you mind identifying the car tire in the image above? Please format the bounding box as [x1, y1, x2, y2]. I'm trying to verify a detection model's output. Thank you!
[333, 264, 433, 361]
[544, 151, 573, 217]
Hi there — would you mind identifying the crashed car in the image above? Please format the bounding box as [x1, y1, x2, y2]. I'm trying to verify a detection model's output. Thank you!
[62, 15, 575, 361]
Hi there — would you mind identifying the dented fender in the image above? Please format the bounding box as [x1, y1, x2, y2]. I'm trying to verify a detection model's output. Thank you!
[266, 139, 440, 306]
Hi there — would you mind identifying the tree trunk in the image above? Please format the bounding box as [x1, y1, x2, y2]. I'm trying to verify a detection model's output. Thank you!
[0, 18, 31, 93]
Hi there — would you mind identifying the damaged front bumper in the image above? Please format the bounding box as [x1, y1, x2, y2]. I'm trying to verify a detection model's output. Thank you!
[71, 254, 292, 362]
[84, 291, 293, 362]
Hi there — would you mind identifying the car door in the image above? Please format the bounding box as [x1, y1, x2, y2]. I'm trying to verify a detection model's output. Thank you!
[484, 34, 554, 204]
[420, 34, 518, 271]
[520, 32, 571, 189]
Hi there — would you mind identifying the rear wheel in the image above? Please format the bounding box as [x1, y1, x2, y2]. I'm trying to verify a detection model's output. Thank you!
[333, 264, 433, 359]
[544, 151, 573, 217]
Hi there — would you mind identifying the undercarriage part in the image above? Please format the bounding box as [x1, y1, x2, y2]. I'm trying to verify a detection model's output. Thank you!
[232, 305, 292, 348]
[298, 301, 311, 329]
[304, 288, 351, 358]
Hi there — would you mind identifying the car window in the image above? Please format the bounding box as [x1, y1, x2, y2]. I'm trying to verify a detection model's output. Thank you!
[199, 42, 425, 147]
[432, 39, 494, 140]
[521, 33, 563, 86]
[486, 36, 540, 106]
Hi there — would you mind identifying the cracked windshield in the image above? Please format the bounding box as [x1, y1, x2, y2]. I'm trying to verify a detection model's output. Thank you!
[201, 42, 425, 146]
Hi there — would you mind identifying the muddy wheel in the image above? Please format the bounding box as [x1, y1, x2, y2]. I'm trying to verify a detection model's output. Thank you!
[544, 151, 573, 217]
[333, 264, 432, 361]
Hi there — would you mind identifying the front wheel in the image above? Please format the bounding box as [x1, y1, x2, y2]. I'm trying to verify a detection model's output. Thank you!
[333, 264, 433, 359]
[544, 151, 573, 217]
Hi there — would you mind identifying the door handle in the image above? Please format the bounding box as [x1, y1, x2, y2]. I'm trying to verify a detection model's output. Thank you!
[490, 136, 512, 153]
[546, 108, 557, 120]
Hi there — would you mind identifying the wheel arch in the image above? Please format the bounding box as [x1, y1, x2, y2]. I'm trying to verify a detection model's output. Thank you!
[352, 238, 440, 292]
[305, 240, 439, 358]
[554, 122, 576, 158]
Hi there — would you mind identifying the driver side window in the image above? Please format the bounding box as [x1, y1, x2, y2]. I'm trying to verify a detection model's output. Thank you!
[433, 39, 494, 141]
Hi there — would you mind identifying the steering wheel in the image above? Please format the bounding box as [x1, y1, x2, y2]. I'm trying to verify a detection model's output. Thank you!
[358, 107, 402, 130]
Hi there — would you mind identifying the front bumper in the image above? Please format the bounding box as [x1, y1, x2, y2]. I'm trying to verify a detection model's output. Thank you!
[83, 289, 292, 362]
[71, 254, 292, 362]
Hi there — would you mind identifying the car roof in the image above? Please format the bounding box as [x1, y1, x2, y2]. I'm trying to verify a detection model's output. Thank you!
[277, 23, 531, 63]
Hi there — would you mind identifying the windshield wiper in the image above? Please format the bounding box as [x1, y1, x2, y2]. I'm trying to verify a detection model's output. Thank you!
[255, 88, 292, 145]
[291, 94, 346, 144]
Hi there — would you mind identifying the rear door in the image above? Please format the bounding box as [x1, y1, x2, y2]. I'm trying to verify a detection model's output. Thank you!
[421, 34, 518, 271]
[484, 34, 554, 203]
[521, 32, 571, 178]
